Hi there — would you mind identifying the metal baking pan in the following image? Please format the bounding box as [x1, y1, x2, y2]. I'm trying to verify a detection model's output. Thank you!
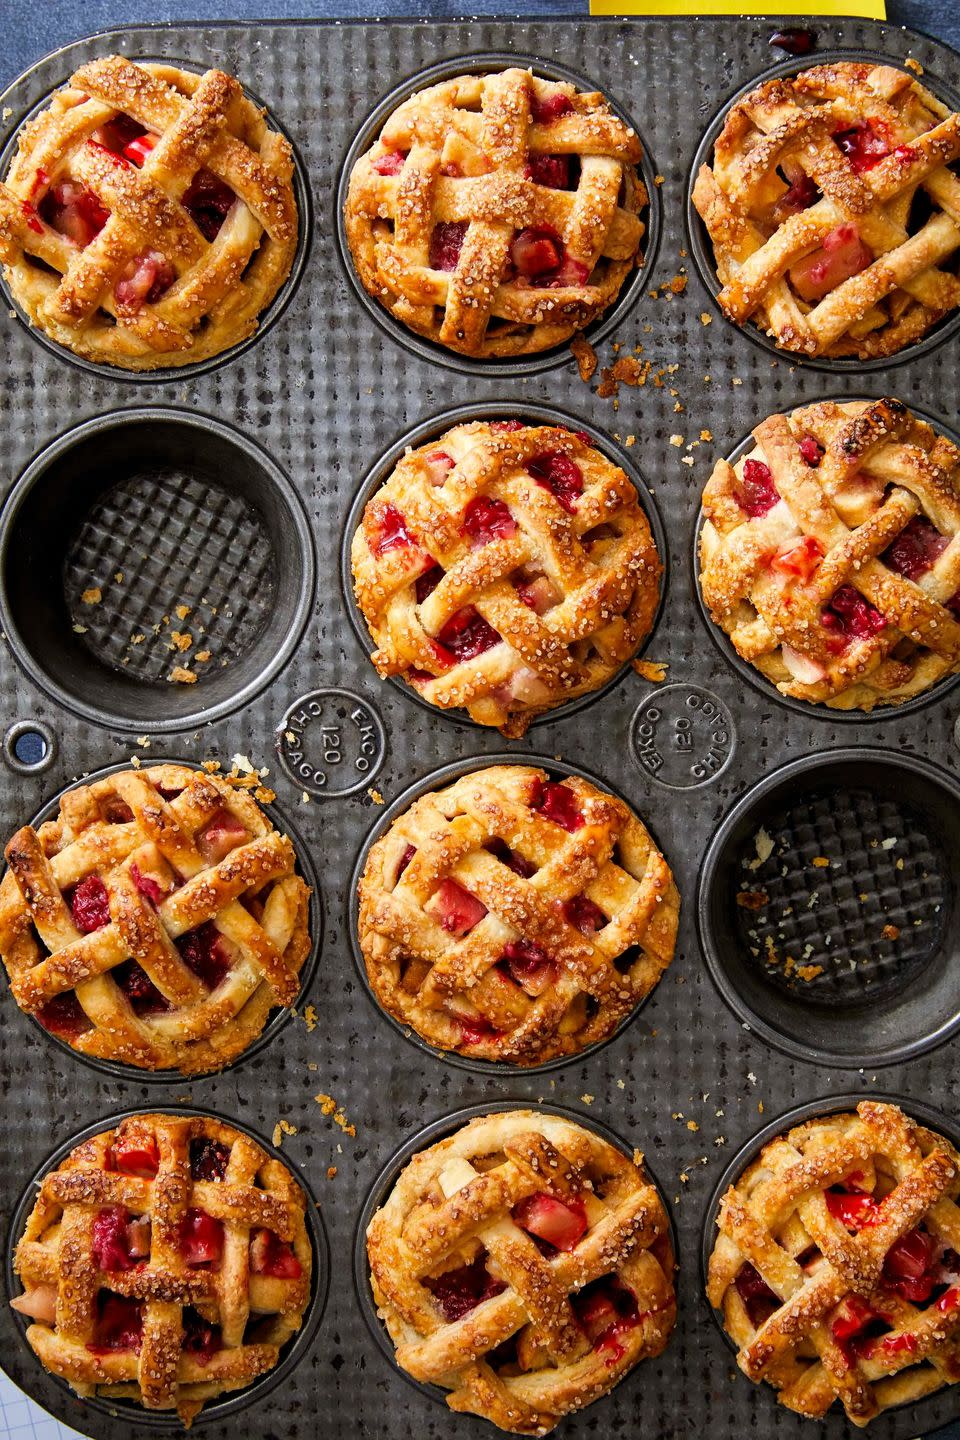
[0, 16, 959, 1440]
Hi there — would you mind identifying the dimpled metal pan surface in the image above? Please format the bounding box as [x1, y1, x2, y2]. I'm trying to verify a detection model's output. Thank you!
[0, 16, 959, 1440]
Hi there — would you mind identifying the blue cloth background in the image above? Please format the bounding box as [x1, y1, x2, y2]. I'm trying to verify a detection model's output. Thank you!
[0, 3, 958, 1438]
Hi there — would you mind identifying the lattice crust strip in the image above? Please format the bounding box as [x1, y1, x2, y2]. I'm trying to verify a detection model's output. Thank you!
[707, 1100, 960, 1427]
[358, 764, 679, 1066]
[693, 62, 960, 359]
[0, 56, 298, 371]
[345, 67, 646, 358]
[367, 1109, 676, 1435]
[699, 397, 960, 710]
[0, 763, 312, 1074]
[11, 1113, 312, 1427]
[351, 421, 662, 736]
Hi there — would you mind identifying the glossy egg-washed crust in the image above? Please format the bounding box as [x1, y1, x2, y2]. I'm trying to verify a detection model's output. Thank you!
[13, 1112, 312, 1426]
[357, 764, 679, 1065]
[0, 56, 298, 370]
[0, 763, 311, 1074]
[700, 397, 960, 709]
[351, 421, 662, 736]
[367, 1109, 675, 1434]
[344, 67, 645, 357]
[708, 1101, 960, 1427]
[693, 62, 960, 359]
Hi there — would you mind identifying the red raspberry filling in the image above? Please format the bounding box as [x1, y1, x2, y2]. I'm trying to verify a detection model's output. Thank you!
[429, 220, 468, 271]
[250, 1227, 303, 1279]
[122, 132, 157, 166]
[530, 778, 584, 831]
[525, 154, 576, 190]
[575, 1279, 641, 1364]
[791, 223, 872, 303]
[884, 516, 949, 581]
[181, 170, 235, 241]
[463, 496, 517, 546]
[822, 585, 886, 646]
[108, 1133, 159, 1178]
[182, 1306, 222, 1364]
[484, 838, 535, 878]
[423, 1254, 506, 1322]
[114, 959, 170, 1016]
[500, 940, 555, 993]
[179, 1208, 224, 1267]
[737, 458, 780, 517]
[370, 503, 421, 559]
[69, 875, 111, 933]
[490, 420, 525, 433]
[831, 1294, 885, 1363]
[39, 182, 109, 247]
[429, 878, 488, 935]
[833, 118, 892, 174]
[798, 434, 825, 467]
[526, 451, 584, 513]
[510, 227, 589, 289]
[92, 1207, 134, 1272]
[190, 1137, 230, 1182]
[177, 922, 231, 991]
[826, 1190, 879, 1229]
[130, 863, 166, 905]
[36, 992, 91, 1040]
[735, 1263, 778, 1327]
[115, 250, 176, 313]
[21, 201, 43, 235]
[372, 149, 406, 175]
[777, 172, 820, 215]
[458, 1017, 501, 1046]
[564, 895, 607, 933]
[531, 92, 573, 125]
[436, 607, 502, 661]
[396, 843, 417, 879]
[882, 1228, 937, 1303]
[770, 536, 823, 582]
[513, 1192, 588, 1251]
[415, 565, 443, 604]
[88, 1293, 144, 1355]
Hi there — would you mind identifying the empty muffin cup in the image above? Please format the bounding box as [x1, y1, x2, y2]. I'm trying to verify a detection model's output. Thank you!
[0, 409, 315, 733]
[697, 747, 960, 1068]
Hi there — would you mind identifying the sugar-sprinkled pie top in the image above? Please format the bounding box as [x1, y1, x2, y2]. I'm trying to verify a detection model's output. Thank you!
[693, 62, 960, 359]
[357, 764, 679, 1065]
[0, 55, 298, 371]
[699, 397, 960, 710]
[11, 1112, 312, 1427]
[707, 1100, 960, 1426]
[0, 763, 312, 1074]
[367, 1108, 675, 1434]
[351, 419, 661, 735]
[344, 67, 646, 358]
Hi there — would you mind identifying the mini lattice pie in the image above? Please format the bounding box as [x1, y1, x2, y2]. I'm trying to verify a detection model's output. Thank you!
[0, 763, 311, 1074]
[707, 1100, 960, 1426]
[699, 397, 960, 710]
[357, 764, 679, 1065]
[693, 62, 960, 359]
[351, 420, 661, 734]
[11, 1112, 312, 1426]
[0, 55, 298, 370]
[344, 67, 646, 358]
[367, 1108, 675, 1434]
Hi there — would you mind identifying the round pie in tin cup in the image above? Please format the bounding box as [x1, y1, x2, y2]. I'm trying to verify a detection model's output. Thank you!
[698, 396, 960, 713]
[0, 54, 300, 373]
[349, 414, 662, 736]
[0, 761, 316, 1077]
[361, 1104, 676, 1433]
[691, 57, 960, 363]
[342, 62, 648, 362]
[354, 758, 679, 1068]
[704, 1096, 960, 1427]
[8, 1108, 324, 1428]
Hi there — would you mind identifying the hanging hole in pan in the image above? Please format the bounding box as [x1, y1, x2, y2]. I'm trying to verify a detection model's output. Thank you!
[2, 720, 55, 775]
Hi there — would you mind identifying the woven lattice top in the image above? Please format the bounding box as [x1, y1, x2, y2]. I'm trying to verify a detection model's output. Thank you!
[12, 1112, 311, 1426]
[345, 67, 645, 357]
[0, 56, 298, 370]
[368, 1108, 675, 1434]
[693, 62, 960, 359]
[0, 763, 311, 1074]
[708, 1100, 960, 1426]
[699, 397, 960, 710]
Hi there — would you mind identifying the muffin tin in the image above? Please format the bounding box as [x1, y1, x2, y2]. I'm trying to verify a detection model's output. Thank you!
[1, 15, 959, 1440]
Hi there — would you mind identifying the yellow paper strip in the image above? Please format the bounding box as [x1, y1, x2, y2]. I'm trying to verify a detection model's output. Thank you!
[590, 0, 885, 15]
